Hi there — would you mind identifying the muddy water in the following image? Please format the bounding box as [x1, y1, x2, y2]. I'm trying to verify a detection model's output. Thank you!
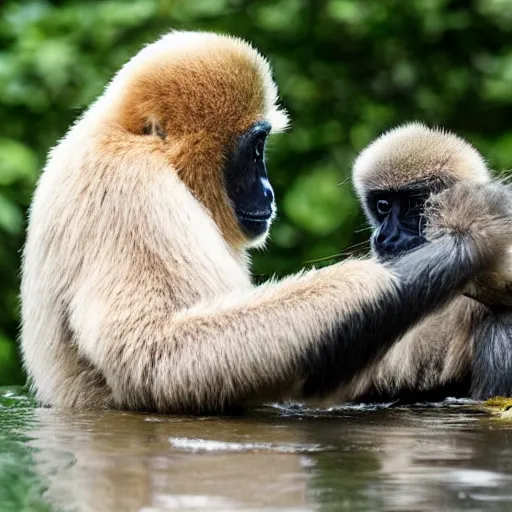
[1, 388, 512, 511]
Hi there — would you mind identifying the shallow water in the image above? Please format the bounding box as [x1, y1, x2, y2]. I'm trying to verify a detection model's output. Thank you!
[1, 388, 512, 511]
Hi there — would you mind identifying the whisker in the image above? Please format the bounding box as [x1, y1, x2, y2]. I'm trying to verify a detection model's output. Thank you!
[336, 177, 352, 187]
[344, 240, 371, 249]
[305, 254, 345, 264]
[304, 242, 371, 264]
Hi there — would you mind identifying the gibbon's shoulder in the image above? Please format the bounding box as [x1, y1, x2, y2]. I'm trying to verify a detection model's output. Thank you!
[353, 122, 490, 194]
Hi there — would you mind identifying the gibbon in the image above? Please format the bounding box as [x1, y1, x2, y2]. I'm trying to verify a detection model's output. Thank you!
[20, 33, 512, 413]
[344, 122, 512, 402]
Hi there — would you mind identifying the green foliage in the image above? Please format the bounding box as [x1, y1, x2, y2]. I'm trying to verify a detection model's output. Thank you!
[1, 0, 512, 383]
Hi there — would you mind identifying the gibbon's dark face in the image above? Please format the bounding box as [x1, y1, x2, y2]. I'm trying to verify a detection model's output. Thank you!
[224, 121, 275, 239]
[368, 188, 431, 261]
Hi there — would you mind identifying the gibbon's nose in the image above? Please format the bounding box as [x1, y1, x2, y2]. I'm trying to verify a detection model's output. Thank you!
[374, 225, 402, 255]
[262, 179, 275, 204]
[376, 227, 400, 247]
[375, 231, 388, 245]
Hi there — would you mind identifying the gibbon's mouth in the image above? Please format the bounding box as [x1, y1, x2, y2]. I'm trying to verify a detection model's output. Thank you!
[236, 210, 273, 222]
[236, 209, 274, 239]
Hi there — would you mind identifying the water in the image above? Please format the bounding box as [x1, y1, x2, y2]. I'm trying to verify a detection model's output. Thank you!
[1, 388, 512, 511]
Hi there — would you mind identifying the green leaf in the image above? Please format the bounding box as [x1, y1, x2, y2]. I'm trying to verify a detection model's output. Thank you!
[0, 138, 38, 186]
[0, 194, 23, 234]
[283, 165, 358, 236]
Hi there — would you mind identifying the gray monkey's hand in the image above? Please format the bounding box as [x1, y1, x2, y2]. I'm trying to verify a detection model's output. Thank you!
[425, 181, 512, 256]
[426, 181, 512, 306]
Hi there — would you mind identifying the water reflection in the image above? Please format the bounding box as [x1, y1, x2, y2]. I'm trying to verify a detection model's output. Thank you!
[28, 408, 314, 511]
[2, 389, 512, 511]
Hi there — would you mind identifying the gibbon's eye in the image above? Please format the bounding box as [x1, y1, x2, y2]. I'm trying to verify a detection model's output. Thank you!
[377, 199, 391, 216]
[254, 137, 265, 162]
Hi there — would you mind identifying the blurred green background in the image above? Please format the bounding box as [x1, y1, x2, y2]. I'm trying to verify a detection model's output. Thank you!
[1, 0, 512, 385]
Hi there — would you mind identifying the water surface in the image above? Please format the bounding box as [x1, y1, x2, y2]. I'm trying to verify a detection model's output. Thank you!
[1, 388, 512, 511]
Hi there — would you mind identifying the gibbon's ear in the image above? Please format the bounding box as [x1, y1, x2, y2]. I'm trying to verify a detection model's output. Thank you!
[142, 118, 166, 140]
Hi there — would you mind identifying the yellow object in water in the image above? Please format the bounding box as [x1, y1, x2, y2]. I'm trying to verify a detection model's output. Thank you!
[483, 397, 512, 419]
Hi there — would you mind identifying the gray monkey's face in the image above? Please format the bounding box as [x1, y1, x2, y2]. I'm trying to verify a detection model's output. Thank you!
[223, 120, 276, 241]
[367, 188, 431, 261]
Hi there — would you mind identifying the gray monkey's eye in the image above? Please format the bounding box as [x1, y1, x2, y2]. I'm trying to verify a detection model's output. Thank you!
[377, 199, 391, 216]
[254, 138, 265, 161]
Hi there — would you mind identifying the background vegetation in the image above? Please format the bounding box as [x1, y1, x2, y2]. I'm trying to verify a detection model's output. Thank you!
[1, 0, 512, 384]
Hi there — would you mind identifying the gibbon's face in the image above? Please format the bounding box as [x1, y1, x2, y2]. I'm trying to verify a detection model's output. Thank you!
[112, 32, 289, 248]
[367, 185, 434, 261]
[353, 123, 492, 261]
[224, 120, 275, 239]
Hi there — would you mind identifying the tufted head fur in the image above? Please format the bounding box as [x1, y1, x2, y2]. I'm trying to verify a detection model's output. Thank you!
[93, 30, 289, 248]
[352, 122, 490, 202]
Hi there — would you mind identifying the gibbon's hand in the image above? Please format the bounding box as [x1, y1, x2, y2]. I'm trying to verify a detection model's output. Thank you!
[425, 181, 512, 267]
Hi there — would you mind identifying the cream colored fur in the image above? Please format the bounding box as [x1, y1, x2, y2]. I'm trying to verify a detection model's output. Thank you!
[20, 31, 402, 412]
[21, 35, 511, 412]
[334, 297, 478, 401]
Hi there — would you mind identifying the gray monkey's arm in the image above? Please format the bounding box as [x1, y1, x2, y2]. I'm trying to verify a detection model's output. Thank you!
[464, 273, 512, 308]
[463, 179, 512, 308]
[466, 276, 512, 397]
[435, 181, 512, 399]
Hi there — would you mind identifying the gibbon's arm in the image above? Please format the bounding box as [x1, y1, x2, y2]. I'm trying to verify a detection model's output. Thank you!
[67, 186, 501, 413]
[464, 267, 512, 307]
[459, 260, 512, 399]
[459, 189, 512, 399]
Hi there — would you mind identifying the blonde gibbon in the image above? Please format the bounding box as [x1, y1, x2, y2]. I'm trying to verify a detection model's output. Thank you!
[20, 34, 512, 413]
[343, 122, 512, 402]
